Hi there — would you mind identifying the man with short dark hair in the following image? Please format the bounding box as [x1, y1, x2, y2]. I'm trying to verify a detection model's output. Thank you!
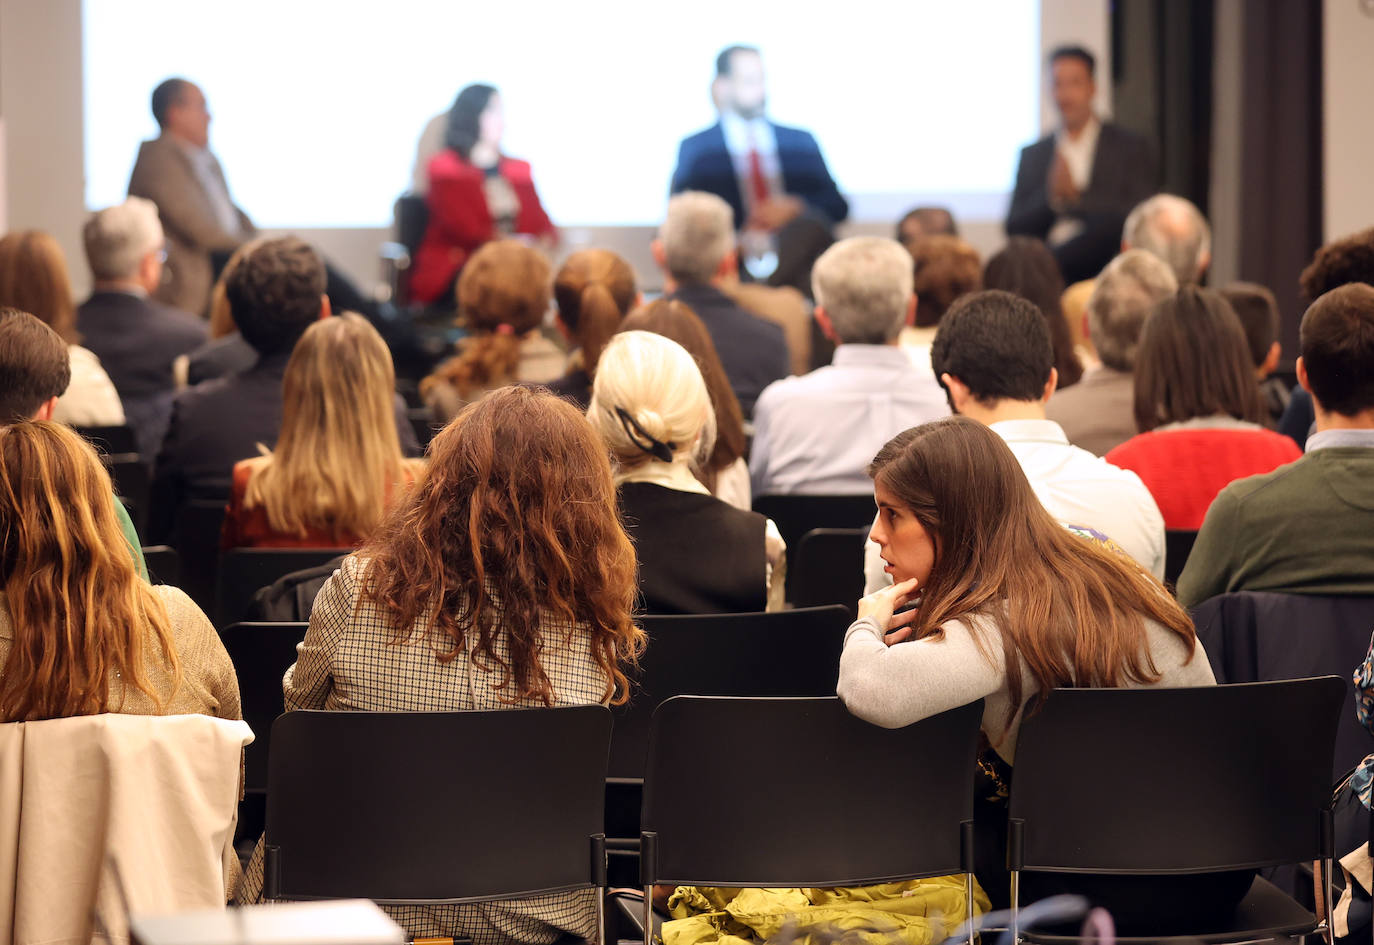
[1179, 283, 1374, 605]
[1005, 46, 1157, 284]
[1219, 282, 1288, 426]
[895, 206, 958, 249]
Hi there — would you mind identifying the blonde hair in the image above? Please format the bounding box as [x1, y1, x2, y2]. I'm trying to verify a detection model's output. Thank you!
[587, 330, 715, 473]
[0, 231, 77, 343]
[553, 249, 636, 375]
[243, 314, 416, 541]
[208, 238, 265, 340]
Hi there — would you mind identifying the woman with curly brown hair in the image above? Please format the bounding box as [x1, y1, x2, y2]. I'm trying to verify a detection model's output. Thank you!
[238, 386, 643, 941]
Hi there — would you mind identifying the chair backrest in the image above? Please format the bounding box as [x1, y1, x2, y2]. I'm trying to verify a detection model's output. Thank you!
[219, 622, 309, 793]
[170, 498, 228, 611]
[74, 424, 138, 455]
[110, 458, 152, 537]
[1164, 529, 1199, 586]
[641, 696, 983, 887]
[1008, 678, 1345, 875]
[792, 527, 868, 611]
[394, 195, 430, 255]
[608, 605, 851, 779]
[264, 706, 612, 903]
[214, 548, 345, 628]
[141, 545, 182, 587]
[751, 494, 877, 579]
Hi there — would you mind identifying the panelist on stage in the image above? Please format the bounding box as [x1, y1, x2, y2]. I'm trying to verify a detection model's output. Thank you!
[671, 46, 847, 235]
[1005, 46, 1157, 284]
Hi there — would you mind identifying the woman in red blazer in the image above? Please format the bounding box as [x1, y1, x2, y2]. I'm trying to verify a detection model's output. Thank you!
[410, 84, 556, 306]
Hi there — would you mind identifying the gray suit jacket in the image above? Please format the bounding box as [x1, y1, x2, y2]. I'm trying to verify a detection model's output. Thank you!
[128, 133, 254, 316]
[1044, 364, 1138, 457]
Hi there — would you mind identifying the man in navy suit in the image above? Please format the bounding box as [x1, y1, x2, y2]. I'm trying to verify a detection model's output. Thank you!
[671, 46, 847, 234]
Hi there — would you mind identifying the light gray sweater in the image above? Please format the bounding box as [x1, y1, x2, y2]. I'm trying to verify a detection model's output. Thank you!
[837, 611, 1215, 763]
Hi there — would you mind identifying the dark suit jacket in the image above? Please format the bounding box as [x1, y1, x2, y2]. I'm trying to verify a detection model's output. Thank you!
[186, 333, 258, 386]
[1005, 122, 1157, 283]
[76, 290, 208, 458]
[666, 283, 790, 418]
[671, 122, 848, 229]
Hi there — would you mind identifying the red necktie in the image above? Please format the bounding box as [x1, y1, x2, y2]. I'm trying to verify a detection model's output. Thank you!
[748, 147, 770, 205]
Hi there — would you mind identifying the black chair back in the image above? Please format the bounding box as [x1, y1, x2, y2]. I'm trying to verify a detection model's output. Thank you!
[641, 696, 983, 887]
[792, 527, 868, 611]
[264, 706, 612, 904]
[141, 545, 182, 587]
[609, 605, 850, 780]
[74, 424, 137, 455]
[394, 195, 430, 255]
[215, 548, 345, 628]
[1165, 529, 1199, 586]
[220, 622, 309, 794]
[170, 498, 228, 611]
[1008, 678, 1345, 875]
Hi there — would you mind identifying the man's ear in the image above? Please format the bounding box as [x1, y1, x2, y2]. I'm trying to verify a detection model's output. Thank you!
[1259, 340, 1281, 379]
[1041, 367, 1059, 403]
[1296, 356, 1311, 395]
[940, 372, 973, 414]
[651, 239, 667, 271]
[32, 396, 59, 421]
[319, 295, 331, 320]
[814, 306, 837, 343]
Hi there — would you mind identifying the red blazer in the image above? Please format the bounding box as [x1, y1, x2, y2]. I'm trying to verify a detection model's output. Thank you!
[409, 151, 555, 305]
[1105, 426, 1302, 530]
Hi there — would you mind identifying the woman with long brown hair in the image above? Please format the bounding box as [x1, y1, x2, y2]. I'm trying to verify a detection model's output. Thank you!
[982, 236, 1084, 388]
[543, 249, 638, 408]
[420, 239, 566, 420]
[838, 416, 1239, 929]
[221, 313, 424, 548]
[238, 386, 642, 939]
[0, 421, 239, 721]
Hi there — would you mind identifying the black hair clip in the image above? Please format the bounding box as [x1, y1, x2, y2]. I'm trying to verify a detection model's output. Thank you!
[615, 406, 677, 463]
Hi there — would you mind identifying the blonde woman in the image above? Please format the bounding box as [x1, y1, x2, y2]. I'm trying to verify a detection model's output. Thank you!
[221, 314, 423, 549]
[588, 331, 785, 614]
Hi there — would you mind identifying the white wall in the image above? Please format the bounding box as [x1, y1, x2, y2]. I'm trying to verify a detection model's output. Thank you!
[1323, 0, 1374, 242]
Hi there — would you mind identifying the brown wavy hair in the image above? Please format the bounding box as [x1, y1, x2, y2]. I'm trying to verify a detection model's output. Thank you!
[422, 239, 553, 399]
[0, 231, 77, 343]
[359, 386, 642, 705]
[0, 421, 180, 721]
[910, 235, 982, 328]
[553, 249, 637, 376]
[620, 299, 747, 492]
[869, 416, 1196, 731]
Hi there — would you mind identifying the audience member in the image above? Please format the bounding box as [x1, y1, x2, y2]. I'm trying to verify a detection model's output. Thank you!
[77, 198, 208, 456]
[983, 236, 1084, 388]
[128, 78, 254, 315]
[588, 331, 785, 613]
[620, 300, 752, 509]
[1121, 193, 1211, 285]
[1059, 276, 1098, 362]
[0, 231, 124, 427]
[238, 386, 643, 941]
[895, 205, 958, 249]
[181, 239, 263, 386]
[0, 420, 238, 721]
[421, 240, 565, 420]
[839, 416, 1230, 926]
[1046, 250, 1178, 455]
[0, 309, 145, 576]
[743, 215, 838, 373]
[409, 84, 556, 307]
[1180, 284, 1374, 605]
[750, 237, 948, 496]
[656, 192, 790, 417]
[1105, 288, 1300, 531]
[899, 235, 982, 372]
[1219, 281, 1289, 427]
[222, 315, 423, 549]
[543, 249, 638, 409]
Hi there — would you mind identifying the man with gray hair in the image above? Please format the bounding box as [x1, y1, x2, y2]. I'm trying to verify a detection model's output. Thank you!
[77, 197, 208, 456]
[655, 191, 789, 417]
[1046, 249, 1178, 455]
[749, 237, 948, 495]
[1122, 193, 1211, 284]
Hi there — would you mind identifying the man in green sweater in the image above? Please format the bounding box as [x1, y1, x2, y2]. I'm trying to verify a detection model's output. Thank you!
[1179, 283, 1374, 606]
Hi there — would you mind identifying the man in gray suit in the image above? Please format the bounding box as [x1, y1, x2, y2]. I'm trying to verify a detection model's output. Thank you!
[128, 78, 254, 316]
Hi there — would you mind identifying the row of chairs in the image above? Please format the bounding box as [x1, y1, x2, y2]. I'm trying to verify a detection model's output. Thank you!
[262, 678, 1345, 945]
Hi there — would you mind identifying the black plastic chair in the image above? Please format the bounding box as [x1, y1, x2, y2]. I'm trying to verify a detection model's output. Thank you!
[168, 498, 227, 612]
[73, 423, 137, 455]
[75, 424, 151, 536]
[141, 545, 182, 587]
[640, 696, 984, 944]
[792, 527, 868, 612]
[1164, 529, 1199, 586]
[1007, 678, 1346, 943]
[214, 548, 344, 628]
[264, 706, 611, 938]
[752, 493, 876, 568]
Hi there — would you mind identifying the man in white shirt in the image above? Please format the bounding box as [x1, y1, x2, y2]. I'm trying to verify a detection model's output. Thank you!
[750, 236, 948, 496]
[865, 289, 1166, 592]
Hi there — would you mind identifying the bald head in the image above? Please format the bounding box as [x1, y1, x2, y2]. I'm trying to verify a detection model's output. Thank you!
[1122, 194, 1211, 285]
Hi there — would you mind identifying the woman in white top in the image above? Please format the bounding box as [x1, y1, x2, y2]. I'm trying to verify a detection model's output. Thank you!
[0, 231, 124, 427]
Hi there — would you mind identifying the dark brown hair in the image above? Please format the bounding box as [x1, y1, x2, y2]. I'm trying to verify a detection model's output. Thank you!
[360, 386, 642, 706]
[423, 240, 553, 399]
[868, 416, 1196, 730]
[225, 236, 326, 356]
[910, 235, 982, 328]
[0, 231, 77, 343]
[1218, 282, 1280, 368]
[983, 237, 1083, 388]
[553, 249, 636, 376]
[1299, 227, 1374, 305]
[620, 299, 747, 491]
[1299, 283, 1374, 417]
[0, 309, 71, 422]
[1133, 287, 1263, 432]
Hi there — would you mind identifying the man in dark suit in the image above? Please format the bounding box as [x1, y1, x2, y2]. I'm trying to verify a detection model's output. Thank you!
[671, 46, 847, 235]
[1005, 46, 1157, 284]
[76, 197, 208, 458]
[655, 192, 791, 417]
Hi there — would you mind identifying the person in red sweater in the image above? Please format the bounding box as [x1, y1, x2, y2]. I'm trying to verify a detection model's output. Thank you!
[409, 84, 556, 306]
[1106, 287, 1301, 530]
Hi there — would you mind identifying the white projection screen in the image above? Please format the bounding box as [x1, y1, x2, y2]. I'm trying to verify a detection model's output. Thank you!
[83, 0, 1044, 231]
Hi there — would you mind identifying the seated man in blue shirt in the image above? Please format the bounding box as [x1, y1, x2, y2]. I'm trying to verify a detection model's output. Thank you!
[749, 237, 948, 496]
